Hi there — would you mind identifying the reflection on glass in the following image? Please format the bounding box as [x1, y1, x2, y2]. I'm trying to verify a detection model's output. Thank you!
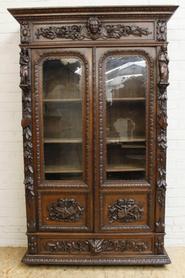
[43, 58, 83, 180]
[105, 56, 147, 180]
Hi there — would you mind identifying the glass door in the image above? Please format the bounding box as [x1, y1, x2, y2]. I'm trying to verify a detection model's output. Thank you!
[105, 55, 147, 180]
[43, 57, 83, 180]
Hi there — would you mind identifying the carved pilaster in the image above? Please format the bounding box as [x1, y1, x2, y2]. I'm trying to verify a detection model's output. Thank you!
[156, 45, 169, 234]
[20, 47, 36, 231]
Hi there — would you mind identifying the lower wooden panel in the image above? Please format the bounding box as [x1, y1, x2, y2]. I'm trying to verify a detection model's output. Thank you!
[23, 232, 170, 265]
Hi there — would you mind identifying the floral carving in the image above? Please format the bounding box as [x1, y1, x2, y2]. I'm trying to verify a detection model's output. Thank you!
[20, 21, 30, 44]
[46, 239, 149, 254]
[35, 17, 151, 41]
[156, 45, 169, 233]
[108, 199, 144, 223]
[155, 237, 164, 254]
[156, 20, 167, 41]
[47, 198, 84, 222]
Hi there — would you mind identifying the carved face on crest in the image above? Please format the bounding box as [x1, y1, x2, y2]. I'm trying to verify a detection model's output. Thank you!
[87, 17, 101, 35]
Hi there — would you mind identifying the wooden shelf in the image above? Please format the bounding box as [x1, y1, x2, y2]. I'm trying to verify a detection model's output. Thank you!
[107, 164, 145, 172]
[45, 166, 82, 174]
[43, 98, 81, 103]
[107, 97, 145, 102]
[44, 138, 82, 143]
[107, 137, 146, 143]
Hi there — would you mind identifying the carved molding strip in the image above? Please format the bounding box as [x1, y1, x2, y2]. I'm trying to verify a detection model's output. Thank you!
[45, 239, 149, 255]
[35, 17, 151, 41]
[47, 198, 84, 222]
[108, 198, 144, 223]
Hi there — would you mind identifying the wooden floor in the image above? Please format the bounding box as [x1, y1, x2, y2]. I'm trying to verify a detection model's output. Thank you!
[1, 247, 185, 278]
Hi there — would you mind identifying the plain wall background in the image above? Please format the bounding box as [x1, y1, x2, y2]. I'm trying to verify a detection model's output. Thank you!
[0, 0, 185, 247]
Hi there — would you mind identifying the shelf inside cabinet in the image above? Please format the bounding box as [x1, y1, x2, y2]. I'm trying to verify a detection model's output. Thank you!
[44, 138, 82, 144]
[107, 137, 146, 143]
[45, 165, 82, 174]
[107, 97, 145, 102]
[43, 98, 81, 103]
[107, 164, 145, 172]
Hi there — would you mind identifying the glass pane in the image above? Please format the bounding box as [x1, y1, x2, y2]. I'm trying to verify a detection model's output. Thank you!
[105, 55, 147, 180]
[42, 58, 83, 180]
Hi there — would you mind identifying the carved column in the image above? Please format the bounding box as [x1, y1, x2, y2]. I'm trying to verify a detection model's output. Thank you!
[20, 22, 37, 237]
[155, 44, 169, 254]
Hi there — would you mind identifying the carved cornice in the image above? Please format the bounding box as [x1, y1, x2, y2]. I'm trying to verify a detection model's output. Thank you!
[45, 239, 149, 255]
[35, 17, 151, 41]
[156, 20, 167, 41]
[20, 21, 30, 44]
[108, 199, 144, 223]
[47, 198, 84, 222]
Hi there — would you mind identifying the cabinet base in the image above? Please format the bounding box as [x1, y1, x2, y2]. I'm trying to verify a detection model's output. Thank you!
[22, 250, 171, 265]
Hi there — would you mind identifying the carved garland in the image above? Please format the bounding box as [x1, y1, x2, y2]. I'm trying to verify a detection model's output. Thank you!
[47, 198, 84, 222]
[35, 16, 151, 41]
[45, 239, 149, 255]
[108, 199, 144, 223]
[34, 52, 90, 185]
[98, 50, 154, 185]
[20, 48, 34, 198]
[156, 45, 169, 233]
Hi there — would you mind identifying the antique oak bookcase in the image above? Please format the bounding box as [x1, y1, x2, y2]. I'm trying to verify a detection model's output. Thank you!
[9, 6, 177, 265]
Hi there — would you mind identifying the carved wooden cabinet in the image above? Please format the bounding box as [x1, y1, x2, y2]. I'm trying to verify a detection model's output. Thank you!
[9, 6, 177, 265]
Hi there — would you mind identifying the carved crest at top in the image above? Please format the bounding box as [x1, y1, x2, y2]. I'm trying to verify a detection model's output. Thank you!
[35, 16, 151, 41]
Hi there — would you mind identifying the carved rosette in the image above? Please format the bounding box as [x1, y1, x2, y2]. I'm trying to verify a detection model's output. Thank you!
[45, 239, 149, 255]
[20, 21, 30, 44]
[47, 198, 84, 222]
[108, 199, 144, 223]
[156, 20, 167, 41]
[28, 235, 38, 254]
[156, 45, 169, 233]
[35, 17, 151, 41]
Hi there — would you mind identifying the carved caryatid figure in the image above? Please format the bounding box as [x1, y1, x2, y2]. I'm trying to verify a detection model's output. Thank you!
[20, 48, 29, 86]
[159, 46, 169, 83]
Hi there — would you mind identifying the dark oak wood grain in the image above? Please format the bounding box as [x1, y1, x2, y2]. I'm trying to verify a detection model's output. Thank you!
[8, 5, 178, 265]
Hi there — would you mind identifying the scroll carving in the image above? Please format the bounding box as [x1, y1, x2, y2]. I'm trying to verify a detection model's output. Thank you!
[108, 199, 144, 223]
[45, 239, 149, 254]
[156, 20, 167, 41]
[20, 21, 30, 44]
[47, 198, 84, 222]
[35, 17, 151, 41]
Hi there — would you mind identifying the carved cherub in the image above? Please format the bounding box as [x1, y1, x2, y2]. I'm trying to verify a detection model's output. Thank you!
[20, 48, 29, 86]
